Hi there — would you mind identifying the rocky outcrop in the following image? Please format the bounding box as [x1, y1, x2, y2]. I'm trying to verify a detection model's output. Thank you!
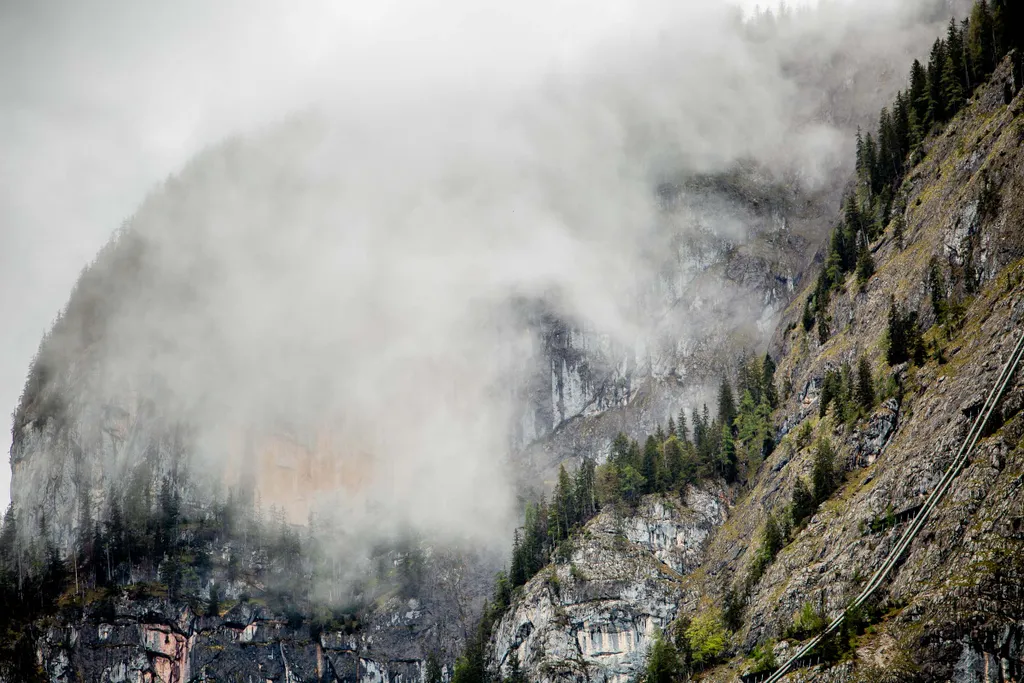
[688, 57, 1024, 680]
[512, 177, 815, 470]
[37, 595, 445, 683]
[489, 488, 727, 683]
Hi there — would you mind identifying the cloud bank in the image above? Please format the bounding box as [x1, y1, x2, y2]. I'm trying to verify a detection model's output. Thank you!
[5, 1, 968, 565]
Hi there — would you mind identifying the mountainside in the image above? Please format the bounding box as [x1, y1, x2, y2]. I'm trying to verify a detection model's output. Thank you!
[4, 3, 1022, 683]
[486, 51, 1024, 683]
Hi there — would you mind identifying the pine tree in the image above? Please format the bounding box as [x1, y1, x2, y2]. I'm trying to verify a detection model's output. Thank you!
[510, 530, 527, 587]
[692, 408, 703, 450]
[926, 38, 948, 123]
[719, 422, 737, 483]
[663, 437, 689, 488]
[812, 438, 838, 505]
[790, 478, 815, 528]
[856, 232, 875, 287]
[574, 457, 597, 522]
[876, 108, 897, 188]
[892, 211, 906, 250]
[755, 396, 774, 463]
[677, 410, 689, 443]
[643, 629, 684, 683]
[887, 297, 908, 366]
[856, 357, 875, 411]
[817, 311, 830, 346]
[738, 354, 763, 405]
[802, 297, 815, 332]
[968, 0, 996, 82]
[610, 433, 632, 469]
[842, 194, 864, 267]
[992, 0, 1010, 57]
[760, 513, 785, 561]
[641, 436, 661, 495]
[551, 464, 575, 541]
[893, 91, 911, 162]
[862, 134, 879, 196]
[909, 59, 930, 127]
[762, 353, 778, 408]
[425, 653, 444, 683]
[717, 376, 737, 430]
[943, 19, 967, 115]
[667, 416, 677, 438]
[207, 581, 221, 616]
[736, 390, 759, 444]
[505, 649, 528, 683]
[929, 257, 948, 325]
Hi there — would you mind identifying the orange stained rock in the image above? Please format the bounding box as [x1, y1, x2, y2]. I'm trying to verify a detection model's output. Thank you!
[228, 426, 375, 523]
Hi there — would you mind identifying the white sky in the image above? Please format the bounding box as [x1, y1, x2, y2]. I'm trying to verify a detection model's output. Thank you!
[0, 0, 829, 510]
[0, 1, 783, 510]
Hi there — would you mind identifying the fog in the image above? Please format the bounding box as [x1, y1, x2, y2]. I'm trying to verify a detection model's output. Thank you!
[2, 0, 964, 566]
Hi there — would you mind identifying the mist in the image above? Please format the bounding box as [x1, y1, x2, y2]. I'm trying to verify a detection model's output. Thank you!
[3, 0, 968, 579]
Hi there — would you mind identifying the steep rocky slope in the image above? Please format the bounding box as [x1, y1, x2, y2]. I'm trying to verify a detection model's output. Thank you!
[2, 4, 1003, 682]
[480, 56, 1024, 683]
[694, 55, 1024, 681]
[490, 488, 728, 683]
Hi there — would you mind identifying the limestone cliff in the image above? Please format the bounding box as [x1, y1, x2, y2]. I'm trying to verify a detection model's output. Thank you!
[479, 56, 1024, 683]
[489, 488, 728, 683]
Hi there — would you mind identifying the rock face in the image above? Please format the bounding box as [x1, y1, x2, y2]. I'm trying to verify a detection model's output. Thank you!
[37, 598, 433, 683]
[512, 178, 814, 470]
[5, 8, 1013, 683]
[686, 58, 1024, 680]
[489, 488, 728, 683]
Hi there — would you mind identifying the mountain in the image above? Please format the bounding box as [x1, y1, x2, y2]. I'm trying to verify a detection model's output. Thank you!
[1, 1, 1017, 682]
[487, 47, 1024, 683]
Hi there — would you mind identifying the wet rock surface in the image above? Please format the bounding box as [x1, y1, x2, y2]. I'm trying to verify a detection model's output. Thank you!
[488, 487, 727, 683]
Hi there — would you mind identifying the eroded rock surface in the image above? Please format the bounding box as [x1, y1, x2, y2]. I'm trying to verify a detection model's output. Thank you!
[489, 488, 727, 683]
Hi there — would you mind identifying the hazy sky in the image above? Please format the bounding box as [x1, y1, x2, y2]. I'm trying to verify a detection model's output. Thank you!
[0, 0, 798, 510]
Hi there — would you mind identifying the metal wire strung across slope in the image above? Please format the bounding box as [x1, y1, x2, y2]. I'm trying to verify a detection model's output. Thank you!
[760, 329, 1024, 683]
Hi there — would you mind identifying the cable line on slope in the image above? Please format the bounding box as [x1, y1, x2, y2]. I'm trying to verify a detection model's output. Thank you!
[760, 329, 1024, 683]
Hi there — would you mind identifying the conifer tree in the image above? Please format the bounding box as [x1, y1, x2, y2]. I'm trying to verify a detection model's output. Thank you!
[943, 19, 967, 114]
[719, 422, 737, 483]
[811, 438, 839, 505]
[856, 357, 875, 411]
[574, 457, 597, 522]
[968, 0, 996, 82]
[425, 654, 444, 683]
[643, 629, 684, 683]
[550, 465, 575, 541]
[929, 257, 948, 325]
[641, 436, 661, 495]
[892, 211, 906, 250]
[510, 530, 527, 587]
[717, 376, 737, 431]
[817, 310, 830, 346]
[691, 408, 703, 450]
[927, 38, 948, 123]
[802, 297, 815, 332]
[790, 478, 815, 528]
[909, 59, 930, 126]
[762, 353, 778, 408]
[505, 649, 528, 683]
[887, 297, 908, 366]
[663, 437, 690, 488]
[856, 232, 875, 287]
[736, 390, 759, 444]
[677, 410, 689, 443]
